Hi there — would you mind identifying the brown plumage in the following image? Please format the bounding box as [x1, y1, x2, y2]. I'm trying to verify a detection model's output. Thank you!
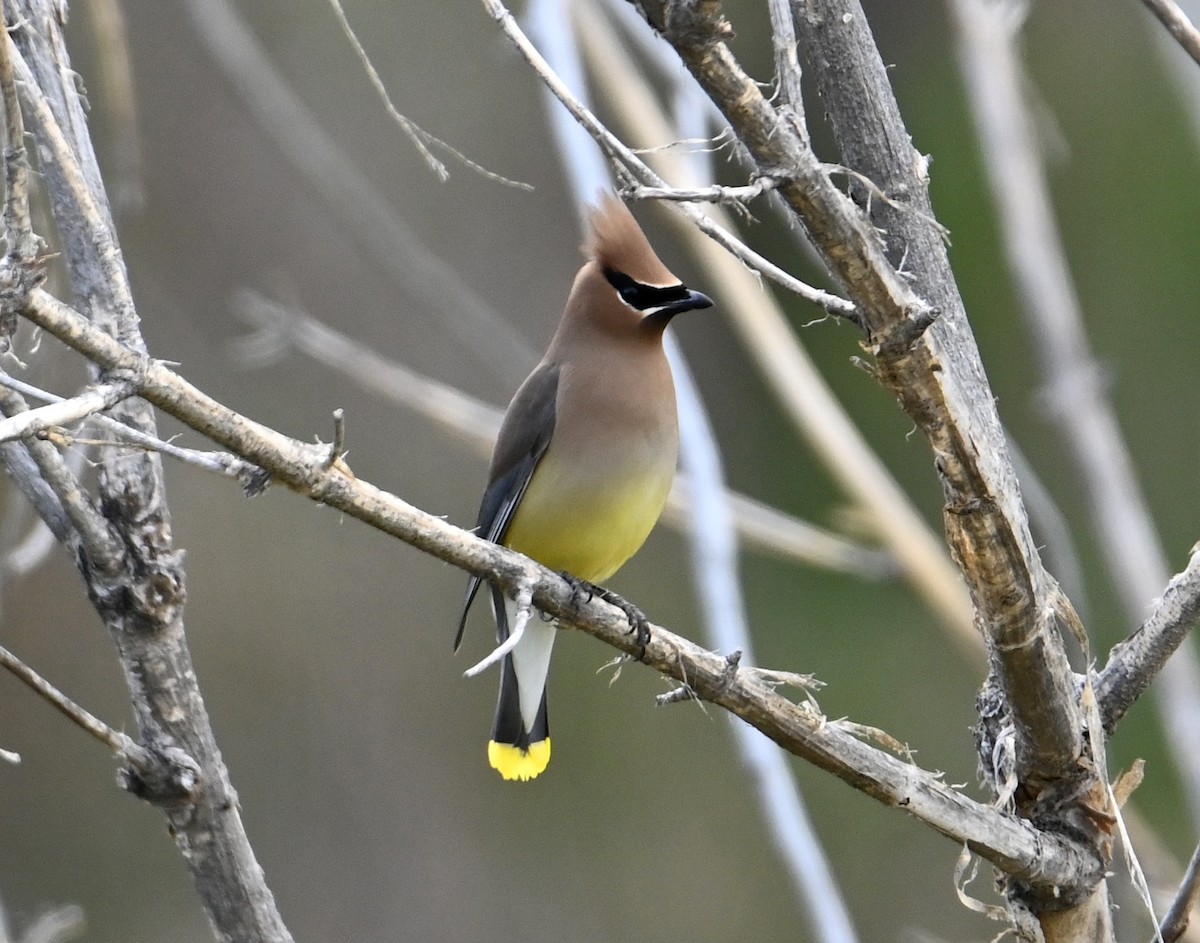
[458, 196, 712, 781]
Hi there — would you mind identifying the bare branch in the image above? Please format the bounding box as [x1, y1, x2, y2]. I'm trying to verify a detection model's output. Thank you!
[573, 0, 976, 650]
[0, 370, 266, 487]
[1097, 545, 1200, 732]
[533, 9, 858, 937]
[9, 8, 295, 940]
[463, 580, 535, 677]
[768, 0, 805, 112]
[622, 181, 776, 203]
[1141, 0, 1200, 68]
[0, 384, 122, 562]
[0, 642, 159, 775]
[0, 379, 134, 443]
[323, 0, 446, 178]
[950, 0, 1200, 822]
[480, 0, 858, 320]
[0, 436, 71, 545]
[183, 0, 535, 386]
[13, 285, 1105, 894]
[0, 34, 33, 254]
[323, 0, 530, 189]
[1162, 843, 1200, 943]
[637, 0, 1080, 783]
[80, 0, 145, 213]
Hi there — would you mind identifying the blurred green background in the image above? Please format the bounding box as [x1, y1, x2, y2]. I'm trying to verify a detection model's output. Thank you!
[2, 0, 1198, 940]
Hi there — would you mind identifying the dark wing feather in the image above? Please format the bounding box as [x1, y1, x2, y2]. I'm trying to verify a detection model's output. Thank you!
[454, 364, 560, 650]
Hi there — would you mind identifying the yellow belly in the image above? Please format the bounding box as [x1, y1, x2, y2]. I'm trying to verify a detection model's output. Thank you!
[504, 449, 674, 583]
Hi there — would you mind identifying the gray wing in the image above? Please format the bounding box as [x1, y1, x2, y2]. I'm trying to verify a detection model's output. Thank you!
[454, 363, 560, 650]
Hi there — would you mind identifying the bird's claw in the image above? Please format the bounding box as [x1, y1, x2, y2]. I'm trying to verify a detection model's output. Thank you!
[561, 571, 595, 609]
[560, 573, 651, 660]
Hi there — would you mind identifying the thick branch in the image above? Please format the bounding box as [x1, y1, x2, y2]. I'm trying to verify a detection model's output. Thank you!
[637, 0, 1080, 785]
[950, 0, 1200, 827]
[15, 285, 1103, 894]
[7, 6, 293, 941]
[570, 0, 976, 644]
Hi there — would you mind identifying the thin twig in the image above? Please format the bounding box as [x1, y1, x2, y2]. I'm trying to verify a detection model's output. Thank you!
[622, 181, 776, 203]
[482, 0, 857, 320]
[0, 379, 133, 443]
[183, 0, 535, 386]
[1141, 0, 1200, 68]
[324, 0, 531, 189]
[323, 407, 345, 469]
[1162, 843, 1200, 943]
[463, 580, 534, 677]
[323, 0, 446, 178]
[0, 371, 265, 485]
[0, 641, 155, 771]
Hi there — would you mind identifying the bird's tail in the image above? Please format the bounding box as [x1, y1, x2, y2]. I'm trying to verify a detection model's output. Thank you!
[488, 589, 555, 781]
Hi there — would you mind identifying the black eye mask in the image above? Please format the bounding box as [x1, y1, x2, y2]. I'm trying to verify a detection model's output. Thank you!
[603, 268, 695, 311]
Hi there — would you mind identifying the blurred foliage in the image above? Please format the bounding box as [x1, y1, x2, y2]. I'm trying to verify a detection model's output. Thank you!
[0, 0, 1197, 941]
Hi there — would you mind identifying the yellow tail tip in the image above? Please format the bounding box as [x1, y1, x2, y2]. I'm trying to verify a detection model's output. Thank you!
[488, 739, 551, 781]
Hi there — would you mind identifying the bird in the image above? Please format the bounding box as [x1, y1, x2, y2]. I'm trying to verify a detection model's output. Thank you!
[456, 195, 712, 782]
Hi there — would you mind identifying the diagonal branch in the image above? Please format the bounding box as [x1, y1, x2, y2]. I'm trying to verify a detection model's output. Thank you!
[14, 284, 1103, 895]
[1162, 842, 1200, 943]
[480, 0, 856, 320]
[0, 642, 161, 777]
[0, 380, 135, 443]
[0, 384, 122, 562]
[0, 371, 268, 487]
[1140, 0, 1200, 68]
[1097, 545, 1200, 733]
[623, 0, 1080, 789]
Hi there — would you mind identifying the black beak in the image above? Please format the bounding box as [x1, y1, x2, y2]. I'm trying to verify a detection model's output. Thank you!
[674, 289, 714, 313]
[642, 287, 713, 330]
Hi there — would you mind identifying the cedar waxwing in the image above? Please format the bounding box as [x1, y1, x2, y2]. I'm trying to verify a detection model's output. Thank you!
[456, 195, 712, 782]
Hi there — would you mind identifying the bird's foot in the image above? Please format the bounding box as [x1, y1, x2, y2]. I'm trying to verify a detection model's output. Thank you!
[559, 573, 651, 659]
[560, 571, 595, 609]
[590, 582, 651, 660]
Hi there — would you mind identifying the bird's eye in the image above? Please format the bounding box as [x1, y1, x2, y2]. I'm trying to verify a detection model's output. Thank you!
[619, 285, 642, 306]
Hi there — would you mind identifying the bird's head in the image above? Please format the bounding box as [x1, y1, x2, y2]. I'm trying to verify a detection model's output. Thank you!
[579, 195, 712, 336]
